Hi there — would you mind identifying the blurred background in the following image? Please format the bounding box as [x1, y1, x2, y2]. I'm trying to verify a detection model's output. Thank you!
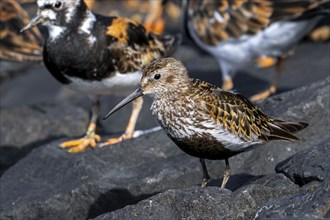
[1, 0, 329, 148]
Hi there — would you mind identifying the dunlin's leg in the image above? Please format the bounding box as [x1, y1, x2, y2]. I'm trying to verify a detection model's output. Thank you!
[220, 159, 231, 188]
[200, 158, 211, 187]
[250, 56, 286, 101]
[60, 98, 101, 153]
[101, 96, 143, 146]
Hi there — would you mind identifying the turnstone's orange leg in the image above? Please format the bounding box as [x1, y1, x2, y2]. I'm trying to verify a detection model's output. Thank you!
[101, 96, 143, 146]
[308, 26, 330, 42]
[222, 78, 234, 91]
[220, 159, 231, 189]
[200, 159, 211, 187]
[256, 56, 277, 68]
[143, 0, 165, 34]
[250, 56, 286, 101]
[60, 99, 101, 153]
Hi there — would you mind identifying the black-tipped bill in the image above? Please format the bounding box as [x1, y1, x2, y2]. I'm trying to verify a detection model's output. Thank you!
[20, 14, 44, 32]
[103, 87, 143, 120]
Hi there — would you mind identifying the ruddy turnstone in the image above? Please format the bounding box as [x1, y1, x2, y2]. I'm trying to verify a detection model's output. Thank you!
[21, 0, 180, 153]
[104, 57, 308, 188]
[0, 0, 43, 62]
[182, 0, 330, 101]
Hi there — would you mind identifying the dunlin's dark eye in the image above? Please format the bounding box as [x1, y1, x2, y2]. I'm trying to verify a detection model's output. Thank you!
[154, 73, 161, 80]
[53, 1, 62, 10]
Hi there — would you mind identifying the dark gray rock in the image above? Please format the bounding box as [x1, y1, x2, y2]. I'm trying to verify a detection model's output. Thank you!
[254, 180, 330, 219]
[275, 138, 330, 186]
[94, 174, 299, 220]
[228, 76, 330, 176]
[0, 100, 89, 175]
[0, 77, 329, 220]
[201, 76, 330, 180]
[0, 132, 202, 220]
[254, 139, 330, 219]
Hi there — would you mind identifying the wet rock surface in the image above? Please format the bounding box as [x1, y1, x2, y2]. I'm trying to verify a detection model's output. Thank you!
[1, 76, 329, 220]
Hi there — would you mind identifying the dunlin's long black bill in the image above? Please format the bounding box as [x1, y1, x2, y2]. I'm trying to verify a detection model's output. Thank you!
[20, 14, 44, 32]
[103, 87, 143, 120]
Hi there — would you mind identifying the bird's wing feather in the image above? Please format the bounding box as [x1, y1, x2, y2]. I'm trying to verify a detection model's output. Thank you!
[101, 16, 177, 73]
[187, 0, 329, 45]
[191, 79, 272, 142]
[0, 0, 43, 62]
[191, 79, 308, 142]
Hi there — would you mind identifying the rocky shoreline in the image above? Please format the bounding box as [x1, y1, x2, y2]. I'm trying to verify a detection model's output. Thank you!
[0, 76, 329, 219]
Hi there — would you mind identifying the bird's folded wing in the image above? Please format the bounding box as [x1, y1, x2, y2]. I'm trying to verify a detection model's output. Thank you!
[191, 79, 272, 142]
[0, 0, 43, 62]
[102, 16, 169, 73]
[187, 0, 329, 45]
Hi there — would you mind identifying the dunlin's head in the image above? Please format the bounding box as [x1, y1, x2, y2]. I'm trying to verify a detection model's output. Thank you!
[141, 57, 191, 97]
[104, 57, 190, 119]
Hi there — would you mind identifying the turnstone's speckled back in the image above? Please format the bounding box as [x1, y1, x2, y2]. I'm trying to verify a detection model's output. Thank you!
[105, 57, 308, 188]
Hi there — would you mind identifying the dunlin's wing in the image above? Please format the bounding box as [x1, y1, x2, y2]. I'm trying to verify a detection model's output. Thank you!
[192, 79, 308, 142]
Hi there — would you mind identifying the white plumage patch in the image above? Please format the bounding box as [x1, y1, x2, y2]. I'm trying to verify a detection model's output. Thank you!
[79, 10, 97, 45]
[37, 0, 60, 7]
[48, 25, 66, 41]
[66, 71, 142, 95]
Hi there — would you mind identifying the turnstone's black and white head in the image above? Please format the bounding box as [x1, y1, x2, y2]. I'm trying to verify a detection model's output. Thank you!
[22, 0, 95, 43]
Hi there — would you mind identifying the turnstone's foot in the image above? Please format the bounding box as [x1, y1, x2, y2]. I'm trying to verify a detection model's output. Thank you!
[60, 133, 101, 153]
[222, 78, 233, 91]
[100, 133, 132, 147]
[101, 96, 143, 147]
[309, 26, 330, 42]
[61, 102, 100, 153]
[256, 56, 277, 68]
[250, 84, 277, 101]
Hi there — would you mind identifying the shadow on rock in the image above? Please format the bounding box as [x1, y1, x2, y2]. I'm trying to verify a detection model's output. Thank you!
[87, 188, 158, 219]
[0, 136, 63, 176]
[206, 173, 264, 191]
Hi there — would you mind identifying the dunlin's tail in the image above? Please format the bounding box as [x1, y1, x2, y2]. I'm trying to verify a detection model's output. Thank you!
[268, 119, 308, 141]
